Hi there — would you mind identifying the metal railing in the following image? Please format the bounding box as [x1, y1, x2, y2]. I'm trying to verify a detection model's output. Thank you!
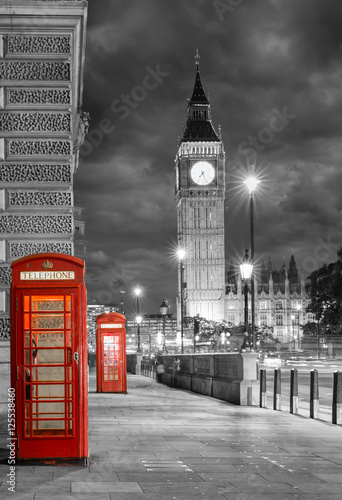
[141, 359, 157, 379]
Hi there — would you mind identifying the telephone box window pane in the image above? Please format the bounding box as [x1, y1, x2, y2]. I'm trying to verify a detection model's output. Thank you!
[25, 349, 30, 365]
[36, 332, 64, 347]
[66, 384, 72, 399]
[34, 384, 65, 400]
[24, 314, 30, 330]
[25, 331, 30, 347]
[36, 349, 64, 365]
[25, 420, 31, 437]
[65, 331, 71, 347]
[36, 300, 64, 311]
[24, 296, 30, 311]
[67, 367, 72, 381]
[67, 401, 72, 417]
[34, 367, 65, 382]
[32, 314, 64, 330]
[31, 296, 65, 311]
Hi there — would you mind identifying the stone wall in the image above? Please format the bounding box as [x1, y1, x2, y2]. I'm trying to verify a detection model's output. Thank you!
[155, 352, 259, 406]
[0, 1, 88, 338]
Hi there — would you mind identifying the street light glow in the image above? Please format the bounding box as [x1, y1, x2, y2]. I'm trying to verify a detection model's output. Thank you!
[177, 248, 186, 260]
[134, 287, 142, 297]
[240, 250, 253, 280]
[136, 315, 142, 324]
[244, 176, 260, 194]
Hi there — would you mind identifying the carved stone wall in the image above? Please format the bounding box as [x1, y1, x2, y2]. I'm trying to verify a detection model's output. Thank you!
[9, 191, 72, 207]
[6, 35, 71, 54]
[0, 215, 72, 233]
[0, 62, 70, 81]
[0, 113, 71, 133]
[0, 164, 72, 183]
[0, 266, 11, 285]
[0, 0, 88, 335]
[7, 89, 71, 106]
[8, 140, 71, 156]
[10, 242, 72, 259]
[0, 317, 10, 338]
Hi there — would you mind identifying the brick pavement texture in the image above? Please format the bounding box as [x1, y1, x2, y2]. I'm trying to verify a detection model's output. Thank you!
[1, 373, 342, 500]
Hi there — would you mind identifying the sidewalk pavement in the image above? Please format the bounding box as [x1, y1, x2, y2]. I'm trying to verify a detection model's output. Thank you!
[1, 372, 342, 500]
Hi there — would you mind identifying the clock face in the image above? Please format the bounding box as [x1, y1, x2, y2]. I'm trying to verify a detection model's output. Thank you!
[191, 161, 215, 185]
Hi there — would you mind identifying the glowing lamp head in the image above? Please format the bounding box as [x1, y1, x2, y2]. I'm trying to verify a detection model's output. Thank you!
[177, 248, 186, 260]
[136, 315, 142, 324]
[160, 298, 168, 316]
[244, 176, 260, 194]
[240, 249, 253, 280]
[134, 287, 142, 297]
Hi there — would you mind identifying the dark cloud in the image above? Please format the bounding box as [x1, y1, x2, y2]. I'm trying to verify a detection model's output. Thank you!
[77, 0, 342, 316]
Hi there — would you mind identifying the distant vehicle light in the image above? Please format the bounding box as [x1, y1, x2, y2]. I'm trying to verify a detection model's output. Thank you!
[263, 354, 283, 368]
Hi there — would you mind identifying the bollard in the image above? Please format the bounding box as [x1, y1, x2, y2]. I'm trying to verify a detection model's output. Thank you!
[332, 371, 342, 425]
[273, 368, 281, 411]
[259, 369, 267, 408]
[290, 368, 298, 414]
[310, 369, 319, 419]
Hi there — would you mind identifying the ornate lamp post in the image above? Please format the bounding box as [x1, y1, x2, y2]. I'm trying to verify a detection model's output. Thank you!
[134, 288, 142, 353]
[160, 298, 169, 352]
[177, 249, 186, 353]
[136, 315, 142, 353]
[240, 249, 253, 349]
[244, 172, 260, 350]
[296, 304, 302, 350]
[291, 314, 296, 349]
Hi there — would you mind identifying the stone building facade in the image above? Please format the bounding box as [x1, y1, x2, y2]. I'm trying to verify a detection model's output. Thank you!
[225, 254, 314, 346]
[0, 1, 88, 337]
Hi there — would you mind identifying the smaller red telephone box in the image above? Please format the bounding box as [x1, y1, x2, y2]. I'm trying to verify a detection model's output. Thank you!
[11, 253, 88, 464]
[96, 313, 127, 393]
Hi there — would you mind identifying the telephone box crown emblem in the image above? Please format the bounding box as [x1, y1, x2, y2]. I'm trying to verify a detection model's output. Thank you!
[42, 260, 53, 269]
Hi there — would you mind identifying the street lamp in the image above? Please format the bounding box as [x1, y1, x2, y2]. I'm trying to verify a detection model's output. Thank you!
[240, 249, 253, 349]
[296, 304, 302, 349]
[160, 298, 168, 352]
[290, 314, 296, 349]
[244, 172, 260, 351]
[136, 315, 142, 353]
[134, 287, 142, 353]
[177, 248, 186, 353]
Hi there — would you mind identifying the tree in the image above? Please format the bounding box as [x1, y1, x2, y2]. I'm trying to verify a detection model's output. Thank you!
[306, 247, 342, 335]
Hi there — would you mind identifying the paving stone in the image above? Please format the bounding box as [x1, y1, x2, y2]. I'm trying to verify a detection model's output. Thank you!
[1, 373, 342, 499]
[71, 481, 142, 493]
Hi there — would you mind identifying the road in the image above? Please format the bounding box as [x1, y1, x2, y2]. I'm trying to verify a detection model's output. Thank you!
[258, 359, 342, 423]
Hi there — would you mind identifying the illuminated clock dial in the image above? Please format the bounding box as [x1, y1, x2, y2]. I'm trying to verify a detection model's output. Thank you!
[191, 161, 215, 185]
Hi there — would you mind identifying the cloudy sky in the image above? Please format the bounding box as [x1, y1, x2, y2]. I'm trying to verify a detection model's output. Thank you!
[75, 0, 342, 317]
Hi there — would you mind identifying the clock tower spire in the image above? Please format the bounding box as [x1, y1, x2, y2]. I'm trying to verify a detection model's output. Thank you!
[175, 52, 226, 324]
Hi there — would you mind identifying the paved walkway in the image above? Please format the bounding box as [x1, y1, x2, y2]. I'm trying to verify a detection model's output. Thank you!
[1, 373, 342, 499]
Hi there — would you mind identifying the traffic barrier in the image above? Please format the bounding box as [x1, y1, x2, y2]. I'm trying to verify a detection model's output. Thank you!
[332, 371, 342, 425]
[290, 368, 298, 414]
[310, 369, 319, 419]
[273, 368, 281, 411]
[259, 368, 267, 408]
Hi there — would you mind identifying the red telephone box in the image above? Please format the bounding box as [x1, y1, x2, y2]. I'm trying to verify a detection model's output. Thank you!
[96, 313, 127, 393]
[10, 253, 88, 464]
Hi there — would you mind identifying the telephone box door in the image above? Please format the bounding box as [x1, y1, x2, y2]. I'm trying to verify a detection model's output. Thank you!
[18, 290, 80, 458]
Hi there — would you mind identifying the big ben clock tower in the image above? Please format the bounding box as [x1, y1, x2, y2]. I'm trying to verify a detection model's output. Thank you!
[175, 51, 226, 323]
